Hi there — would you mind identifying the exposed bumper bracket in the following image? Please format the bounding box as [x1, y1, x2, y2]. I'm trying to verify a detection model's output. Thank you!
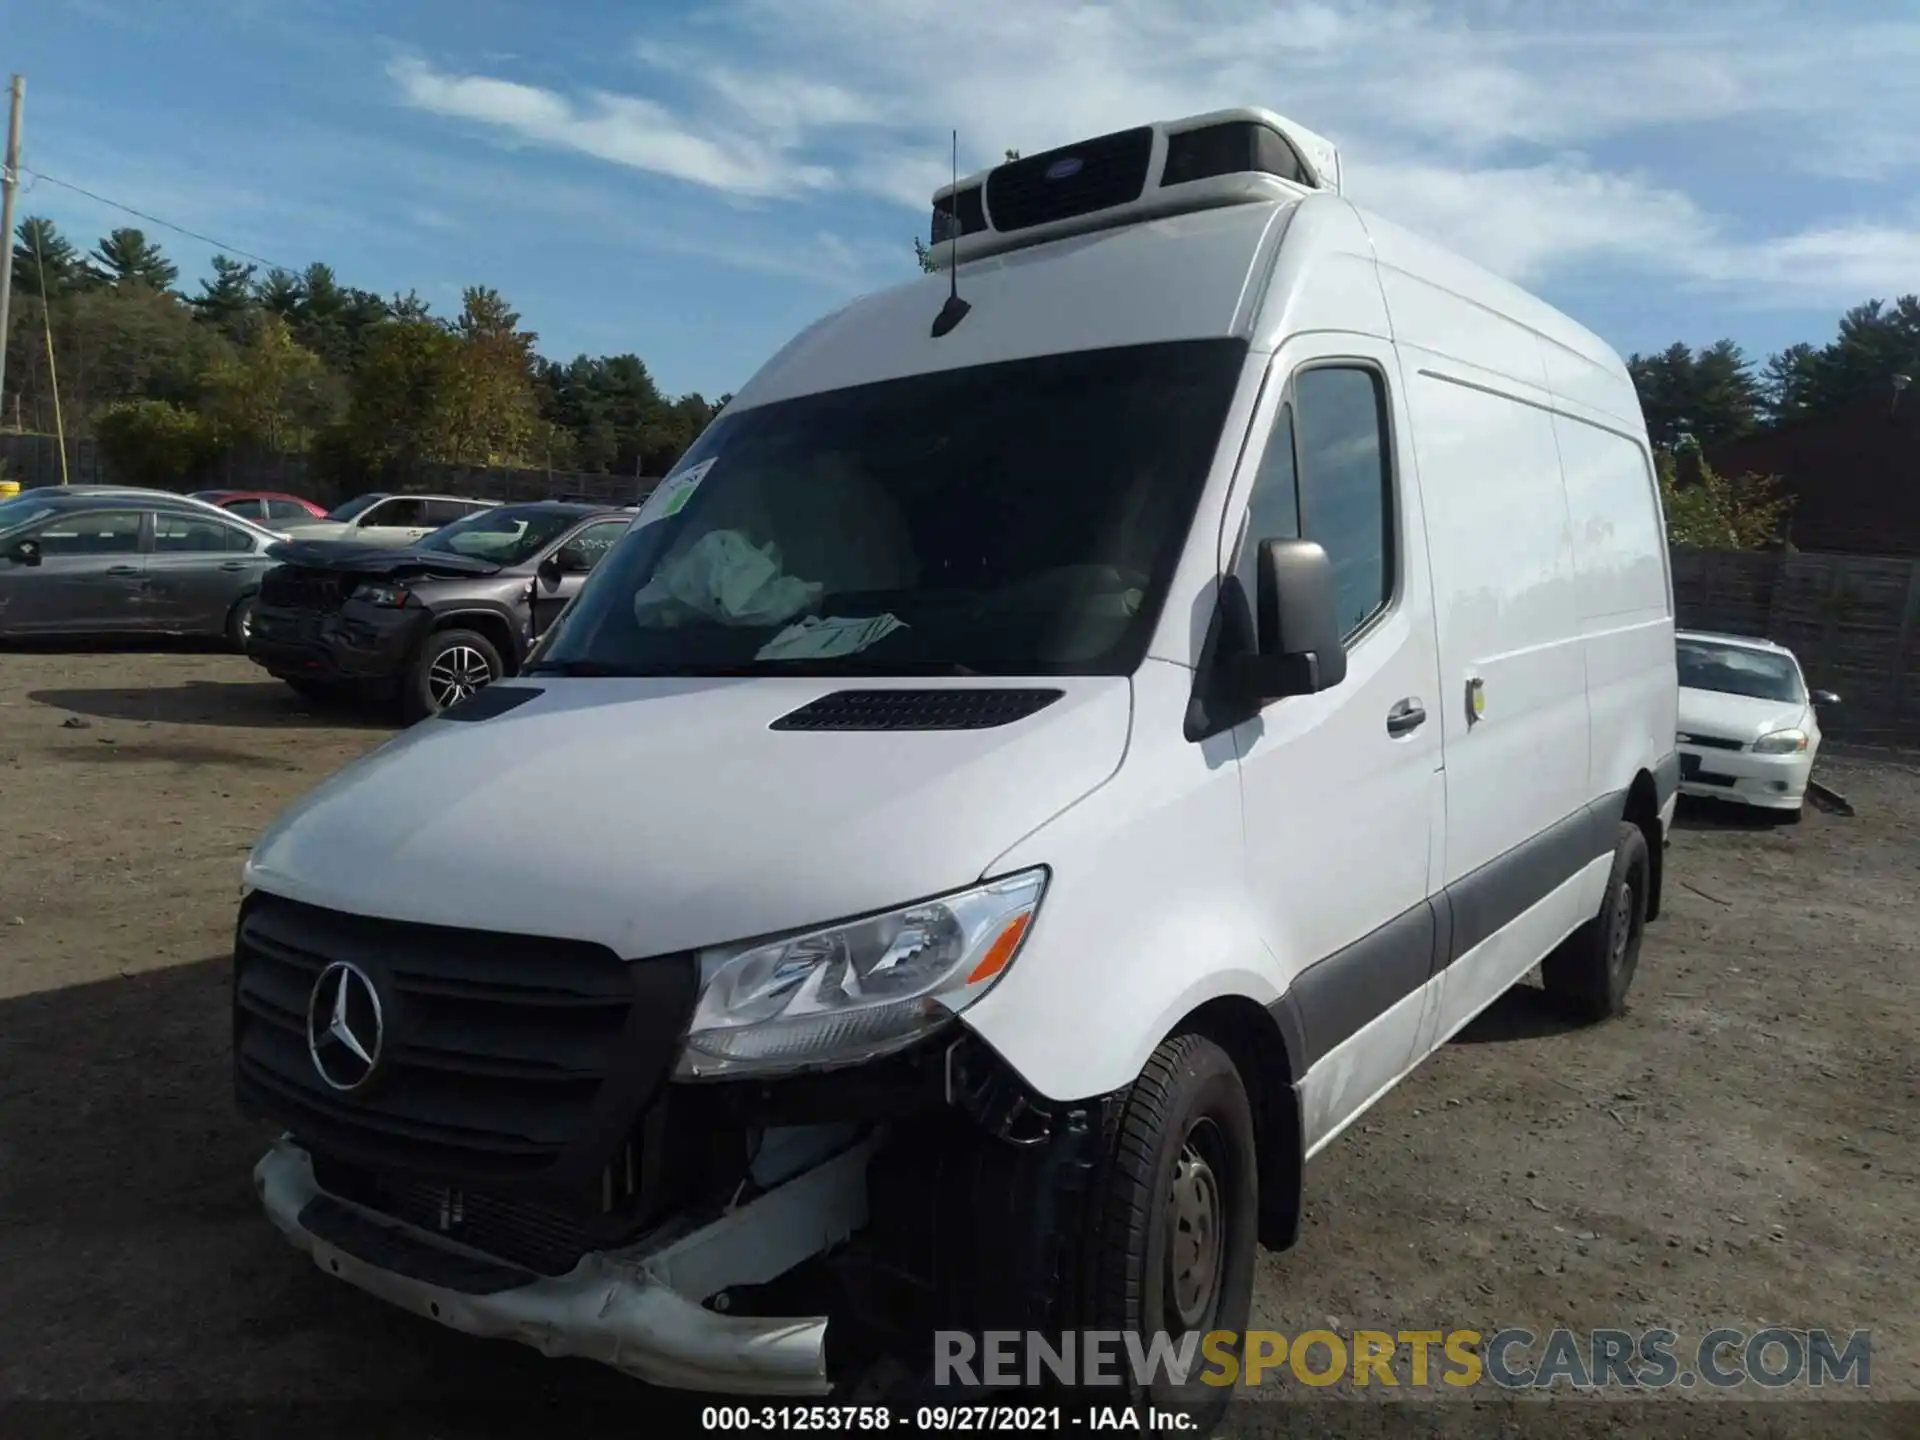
[255, 1133, 878, 1395]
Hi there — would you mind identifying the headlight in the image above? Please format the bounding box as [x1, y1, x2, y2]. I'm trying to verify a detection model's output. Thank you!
[351, 581, 410, 607]
[675, 868, 1047, 1079]
[1752, 728, 1809, 754]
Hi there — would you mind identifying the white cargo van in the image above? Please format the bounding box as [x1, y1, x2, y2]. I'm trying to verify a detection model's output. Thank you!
[235, 108, 1678, 1417]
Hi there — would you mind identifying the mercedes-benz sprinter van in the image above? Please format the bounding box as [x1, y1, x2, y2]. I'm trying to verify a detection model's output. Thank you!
[234, 107, 1679, 1418]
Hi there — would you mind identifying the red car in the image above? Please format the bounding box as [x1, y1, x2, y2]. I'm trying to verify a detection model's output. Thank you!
[189, 490, 328, 525]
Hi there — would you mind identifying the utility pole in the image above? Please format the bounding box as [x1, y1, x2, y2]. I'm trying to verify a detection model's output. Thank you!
[0, 75, 23, 425]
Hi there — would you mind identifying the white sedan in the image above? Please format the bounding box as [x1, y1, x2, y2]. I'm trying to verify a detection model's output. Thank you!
[1675, 630, 1838, 821]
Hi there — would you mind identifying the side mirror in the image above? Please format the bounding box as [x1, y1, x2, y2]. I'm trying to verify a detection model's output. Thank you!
[537, 553, 565, 584]
[6, 538, 42, 567]
[1811, 689, 1840, 708]
[1233, 538, 1349, 701]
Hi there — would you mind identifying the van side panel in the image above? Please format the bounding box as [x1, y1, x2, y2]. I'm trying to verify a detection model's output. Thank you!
[1394, 354, 1590, 882]
[1552, 409, 1677, 805]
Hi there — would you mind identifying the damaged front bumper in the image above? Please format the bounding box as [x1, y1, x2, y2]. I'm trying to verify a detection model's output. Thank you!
[255, 1133, 876, 1395]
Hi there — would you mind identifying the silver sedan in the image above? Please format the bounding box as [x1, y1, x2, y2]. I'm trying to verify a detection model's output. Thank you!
[0, 492, 283, 647]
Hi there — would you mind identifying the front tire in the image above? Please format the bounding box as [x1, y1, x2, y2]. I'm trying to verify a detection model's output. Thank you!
[405, 628, 501, 722]
[1074, 1033, 1257, 1424]
[1542, 821, 1649, 1021]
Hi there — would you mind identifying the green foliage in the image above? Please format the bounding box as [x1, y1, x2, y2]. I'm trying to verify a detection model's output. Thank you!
[1626, 339, 1761, 449]
[329, 292, 545, 480]
[199, 314, 338, 453]
[1632, 295, 1920, 437]
[5, 217, 720, 485]
[1657, 451, 1794, 551]
[12, 217, 89, 300]
[95, 399, 220, 486]
[88, 228, 179, 292]
[190, 256, 259, 343]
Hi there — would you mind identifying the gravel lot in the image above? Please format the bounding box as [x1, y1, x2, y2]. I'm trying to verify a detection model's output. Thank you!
[1, 649, 1915, 1437]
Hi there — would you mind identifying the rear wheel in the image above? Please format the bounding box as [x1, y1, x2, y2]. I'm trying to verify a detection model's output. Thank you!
[1071, 1033, 1257, 1425]
[405, 628, 502, 722]
[225, 593, 256, 651]
[1543, 821, 1649, 1021]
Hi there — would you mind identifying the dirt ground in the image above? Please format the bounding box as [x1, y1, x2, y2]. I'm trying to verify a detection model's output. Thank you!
[1, 648, 1915, 1438]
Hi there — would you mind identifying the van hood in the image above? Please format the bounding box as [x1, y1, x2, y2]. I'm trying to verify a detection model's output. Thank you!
[1677, 686, 1809, 744]
[265, 537, 502, 578]
[245, 676, 1132, 956]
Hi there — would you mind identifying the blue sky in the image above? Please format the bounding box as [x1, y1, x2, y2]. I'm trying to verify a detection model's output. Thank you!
[10, 1, 1920, 399]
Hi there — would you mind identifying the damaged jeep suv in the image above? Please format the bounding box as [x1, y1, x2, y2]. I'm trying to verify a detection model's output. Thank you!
[246, 501, 632, 719]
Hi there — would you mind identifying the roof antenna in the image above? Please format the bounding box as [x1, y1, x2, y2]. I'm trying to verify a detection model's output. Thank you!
[931, 128, 971, 338]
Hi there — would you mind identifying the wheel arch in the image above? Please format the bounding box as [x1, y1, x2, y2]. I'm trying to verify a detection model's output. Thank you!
[427, 606, 519, 669]
[1623, 768, 1664, 920]
[1168, 994, 1303, 1253]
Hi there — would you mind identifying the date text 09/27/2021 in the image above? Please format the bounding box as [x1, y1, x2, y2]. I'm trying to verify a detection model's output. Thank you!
[700, 1405, 1195, 1433]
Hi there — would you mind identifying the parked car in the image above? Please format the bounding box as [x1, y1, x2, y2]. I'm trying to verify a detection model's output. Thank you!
[190, 489, 329, 524]
[274, 491, 497, 547]
[233, 107, 1680, 1422]
[0, 489, 283, 645]
[1676, 630, 1836, 821]
[21, 484, 294, 538]
[246, 501, 632, 718]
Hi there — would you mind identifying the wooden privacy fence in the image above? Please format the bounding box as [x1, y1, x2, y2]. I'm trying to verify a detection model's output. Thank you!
[1673, 548, 1920, 749]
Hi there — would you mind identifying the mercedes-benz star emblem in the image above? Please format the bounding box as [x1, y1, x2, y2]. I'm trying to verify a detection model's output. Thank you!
[306, 961, 385, 1093]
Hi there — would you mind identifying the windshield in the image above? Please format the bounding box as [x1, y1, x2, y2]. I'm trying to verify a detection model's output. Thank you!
[1678, 639, 1805, 703]
[327, 493, 384, 522]
[527, 340, 1247, 678]
[419, 506, 582, 566]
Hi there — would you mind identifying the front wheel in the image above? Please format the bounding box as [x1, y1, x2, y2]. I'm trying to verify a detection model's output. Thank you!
[1074, 1033, 1257, 1424]
[405, 628, 502, 722]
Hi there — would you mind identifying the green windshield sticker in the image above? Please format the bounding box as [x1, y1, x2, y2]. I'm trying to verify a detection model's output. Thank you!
[636, 458, 716, 529]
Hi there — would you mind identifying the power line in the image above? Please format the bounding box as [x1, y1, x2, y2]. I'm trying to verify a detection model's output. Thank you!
[17, 165, 294, 273]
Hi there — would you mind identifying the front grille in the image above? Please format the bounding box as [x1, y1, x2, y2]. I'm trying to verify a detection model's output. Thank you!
[985, 128, 1154, 233]
[234, 895, 698, 1187]
[1680, 733, 1745, 751]
[259, 566, 349, 613]
[771, 688, 1065, 732]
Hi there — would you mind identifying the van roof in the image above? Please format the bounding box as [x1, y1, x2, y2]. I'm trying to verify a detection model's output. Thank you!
[728, 113, 1637, 428]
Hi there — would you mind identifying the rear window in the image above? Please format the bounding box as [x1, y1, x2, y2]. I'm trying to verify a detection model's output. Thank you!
[327, 494, 383, 522]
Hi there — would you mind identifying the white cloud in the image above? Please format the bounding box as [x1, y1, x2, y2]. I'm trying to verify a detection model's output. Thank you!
[388, 2, 1920, 303]
[388, 57, 834, 200]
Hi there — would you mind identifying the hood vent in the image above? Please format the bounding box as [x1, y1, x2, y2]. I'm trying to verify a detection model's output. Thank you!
[771, 688, 1066, 732]
[436, 686, 544, 723]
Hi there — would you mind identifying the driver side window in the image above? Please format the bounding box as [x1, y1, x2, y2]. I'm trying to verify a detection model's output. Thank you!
[1231, 365, 1394, 642]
